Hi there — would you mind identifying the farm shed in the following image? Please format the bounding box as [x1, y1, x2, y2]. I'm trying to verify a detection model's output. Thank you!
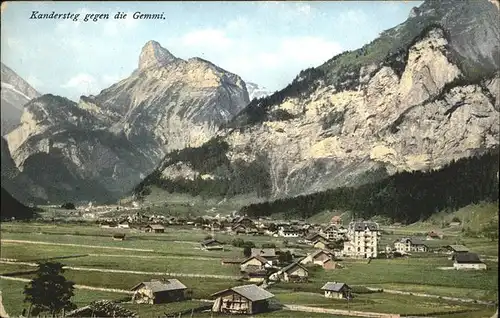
[321, 282, 352, 299]
[145, 224, 165, 233]
[211, 284, 274, 315]
[240, 255, 270, 272]
[453, 253, 487, 270]
[300, 249, 333, 265]
[201, 239, 224, 250]
[112, 233, 126, 241]
[131, 279, 187, 304]
[251, 248, 277, 261]
[279, 262, 309, 282]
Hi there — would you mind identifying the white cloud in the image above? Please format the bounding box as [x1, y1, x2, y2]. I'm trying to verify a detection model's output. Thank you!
[61, 73, 126, 99]
[181, 29, 233, 49]
[62, 73, 96, 88]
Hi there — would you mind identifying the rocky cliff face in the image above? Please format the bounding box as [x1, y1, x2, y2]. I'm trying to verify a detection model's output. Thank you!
[4, 41, 249, 203]
[140, 0, 499, 200]
[1, 63, 41, 135]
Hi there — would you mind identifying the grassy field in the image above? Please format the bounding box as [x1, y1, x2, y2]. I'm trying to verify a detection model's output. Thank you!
[0, 279, 123, 317]
[1, 221, 498, 318]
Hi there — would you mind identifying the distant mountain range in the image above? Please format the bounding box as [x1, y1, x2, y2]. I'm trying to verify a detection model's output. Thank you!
[1, 0, 499, 213]
[2, 41, 249, 204]
[1, 63, 41, 135]
[135, 0, 499, 203]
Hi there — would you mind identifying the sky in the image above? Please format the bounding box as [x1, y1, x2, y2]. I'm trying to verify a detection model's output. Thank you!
[1, 1, 422, 101]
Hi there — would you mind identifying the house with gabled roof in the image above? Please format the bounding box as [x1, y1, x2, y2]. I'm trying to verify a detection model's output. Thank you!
[200, 239, 225, 251]
[321, 282, 352, 299]
[453, 252, 487, 270]
[394, 237, 428, 253]
[300, 249, 334, 266]
[305, 232, 328, 244]
[240, 255, 271, 272]
[251, 248, 277, 261]
[145, 224, 165, 233]
[131, 279, 187, 304]
[211, 284, 275, 314]
[278, 262, 309, 282]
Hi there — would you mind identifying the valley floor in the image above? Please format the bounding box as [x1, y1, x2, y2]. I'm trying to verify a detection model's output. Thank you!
[0, 222, 497, 318]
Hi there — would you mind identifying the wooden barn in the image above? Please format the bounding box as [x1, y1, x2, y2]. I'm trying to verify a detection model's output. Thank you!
[131, 279, 187, 304]
[112, 233, 126, 241]
[201, 239, 224, 251]
[145, 224, 165, 233]
[211, 284, 275, 315]
[321, 282, 352, 299]
[279, 262, 309, 282]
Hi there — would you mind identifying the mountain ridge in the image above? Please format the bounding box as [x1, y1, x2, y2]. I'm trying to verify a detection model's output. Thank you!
[135, 0, 499, 204]
[3, 41, 250, 204]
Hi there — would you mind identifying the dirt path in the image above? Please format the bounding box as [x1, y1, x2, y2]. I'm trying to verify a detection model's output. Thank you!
[0, 260, 239, 280]
[365, 287, 496, 306]
[283, 304, 400, 318]
[87, 253, 217, 261]
[0, 276, 133, 294]
[2, 239, 155, 252]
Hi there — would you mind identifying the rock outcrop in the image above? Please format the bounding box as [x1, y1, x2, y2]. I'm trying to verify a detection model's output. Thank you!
[139, 0, 499, 200]
[1, 63, 41, 135]
[4, 41, 249, 203]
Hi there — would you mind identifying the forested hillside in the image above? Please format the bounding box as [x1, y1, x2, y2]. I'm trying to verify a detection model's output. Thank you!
[239, 150, 499, 223]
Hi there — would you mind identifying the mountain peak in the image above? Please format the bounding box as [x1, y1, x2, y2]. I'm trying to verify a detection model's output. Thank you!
[138, 40, 177, 70]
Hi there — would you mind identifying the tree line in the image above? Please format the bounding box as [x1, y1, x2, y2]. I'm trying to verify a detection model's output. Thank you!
[239, 150, 499, 224]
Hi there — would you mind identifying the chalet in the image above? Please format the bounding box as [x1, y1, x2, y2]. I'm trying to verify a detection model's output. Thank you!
[453, 253, 487, 270]
[320, 224, 344, 240]
[112, 233, 126, 241]
[201, 239, 224, 251]
[279, 262, 309, 282]
[211, 284, 275, 315]
[300, 250, 334, 266]
[145, 224, 165, 233]
[394, 238, 429, 253]
[251, 248, 277, 261]
[305, 232, 328, 244]
[321, 282, 352, 299]
[240, 255, 271, 272]
[117, 220, 130, 229]
[278, 226, 301, 238]
[233, 216, 255, 228]
[131, 279, 187, 304]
